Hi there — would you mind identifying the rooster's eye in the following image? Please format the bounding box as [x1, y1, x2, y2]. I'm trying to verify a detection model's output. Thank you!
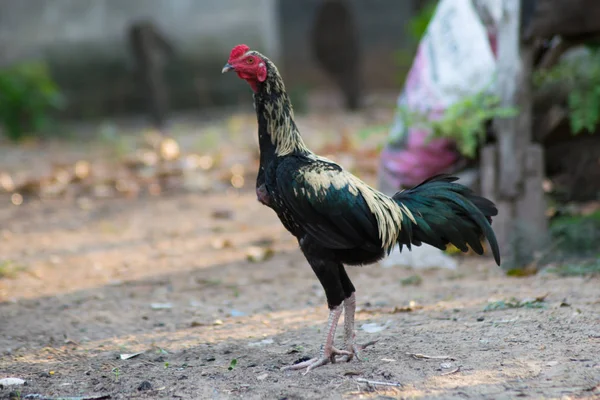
[246, 58, 254, 65]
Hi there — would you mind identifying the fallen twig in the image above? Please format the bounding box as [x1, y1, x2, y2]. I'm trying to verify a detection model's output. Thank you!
[406, 352, 456, 361]
[24, 395, 111, 400]
[355, 378, 403, 387]
[440, 366, 462, 376]
[357, 304, 423, 315]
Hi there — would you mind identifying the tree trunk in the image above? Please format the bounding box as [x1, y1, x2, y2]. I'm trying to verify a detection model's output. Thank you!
[481, 0, 548, 270]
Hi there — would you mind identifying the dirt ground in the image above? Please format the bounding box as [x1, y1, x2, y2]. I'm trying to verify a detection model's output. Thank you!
[0, 112, 599, 400]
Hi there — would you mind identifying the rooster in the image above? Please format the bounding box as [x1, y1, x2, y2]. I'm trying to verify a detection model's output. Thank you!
[222, 44, 501, 373]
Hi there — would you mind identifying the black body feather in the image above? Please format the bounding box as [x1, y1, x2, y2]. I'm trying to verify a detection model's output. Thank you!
[246, 52, 501, 309]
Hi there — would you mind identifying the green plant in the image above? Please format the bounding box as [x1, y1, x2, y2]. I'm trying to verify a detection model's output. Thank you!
[397, 90, 518, 158]
[407, 1, 437, 41]
[0, 62, 64, 141]
[534, 46, 600, 134]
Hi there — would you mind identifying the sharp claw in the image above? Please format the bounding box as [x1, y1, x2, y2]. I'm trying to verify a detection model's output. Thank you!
[337, 339, 379, 363]
[281, 358, 317, 371]
[358, 340, 379, 352]
[303, 357, 329, 375]
[282, 347, 353, 372]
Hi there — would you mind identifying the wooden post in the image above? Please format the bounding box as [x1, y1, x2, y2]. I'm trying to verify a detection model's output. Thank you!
[481, 0, 547, 269]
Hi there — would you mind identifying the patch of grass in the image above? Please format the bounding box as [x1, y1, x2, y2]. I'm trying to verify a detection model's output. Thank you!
[0, 260, 27, 279]
[547, 258, 600, 277]
[484, 295, 547, 312]
[400, 275, 423, 286]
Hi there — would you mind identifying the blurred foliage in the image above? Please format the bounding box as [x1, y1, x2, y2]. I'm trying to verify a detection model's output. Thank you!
[534, 46, 600, 135]
[357, 89, 516, 158]
[407, 1, 437, 41]
[547, 258, 600, 277]
[385, 2, 517, 158]
[500, 209, 600, 276]
[393, 0, 437, 86]
[0, 62, 64, 141]
[549, 210, 600, 257]
[397, 91, 518, 158]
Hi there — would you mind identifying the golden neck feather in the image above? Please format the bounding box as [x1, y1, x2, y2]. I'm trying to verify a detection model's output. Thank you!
[254, 57, 309, 157]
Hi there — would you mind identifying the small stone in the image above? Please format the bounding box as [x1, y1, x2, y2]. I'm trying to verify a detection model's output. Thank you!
[477, 316, 485, 322]
[0, 378, 25, 387]
[138, 380, 153, 391]
[211, 208, 233, 220]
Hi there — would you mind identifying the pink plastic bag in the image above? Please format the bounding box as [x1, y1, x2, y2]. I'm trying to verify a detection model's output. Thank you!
[378, 0, 499, 193]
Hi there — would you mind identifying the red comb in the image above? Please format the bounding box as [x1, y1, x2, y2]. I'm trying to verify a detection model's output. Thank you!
[229, 44, 250, 62]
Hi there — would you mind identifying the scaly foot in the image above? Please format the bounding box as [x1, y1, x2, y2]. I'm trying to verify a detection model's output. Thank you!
[339, 292, 377, 362]
[281, 304, 347, 374]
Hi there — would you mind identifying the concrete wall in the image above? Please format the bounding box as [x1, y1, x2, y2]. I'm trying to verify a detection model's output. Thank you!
[278, 0, 419, 91]
[0, 0, 418, 118]
[0, 0, 280, 117]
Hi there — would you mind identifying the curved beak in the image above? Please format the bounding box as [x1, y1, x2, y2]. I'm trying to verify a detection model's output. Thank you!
[221, 63, 234, 74]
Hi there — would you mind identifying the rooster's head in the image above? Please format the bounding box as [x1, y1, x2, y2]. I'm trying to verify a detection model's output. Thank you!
[222, 44, 268, 92]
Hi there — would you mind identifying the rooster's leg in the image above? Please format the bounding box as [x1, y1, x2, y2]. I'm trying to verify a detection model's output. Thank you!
[281, 304, 351, 374]
[339, 292, 377, 362]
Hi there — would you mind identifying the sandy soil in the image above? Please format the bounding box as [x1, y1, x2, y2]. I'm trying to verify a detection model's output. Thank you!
[0, 113, 599, 399]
